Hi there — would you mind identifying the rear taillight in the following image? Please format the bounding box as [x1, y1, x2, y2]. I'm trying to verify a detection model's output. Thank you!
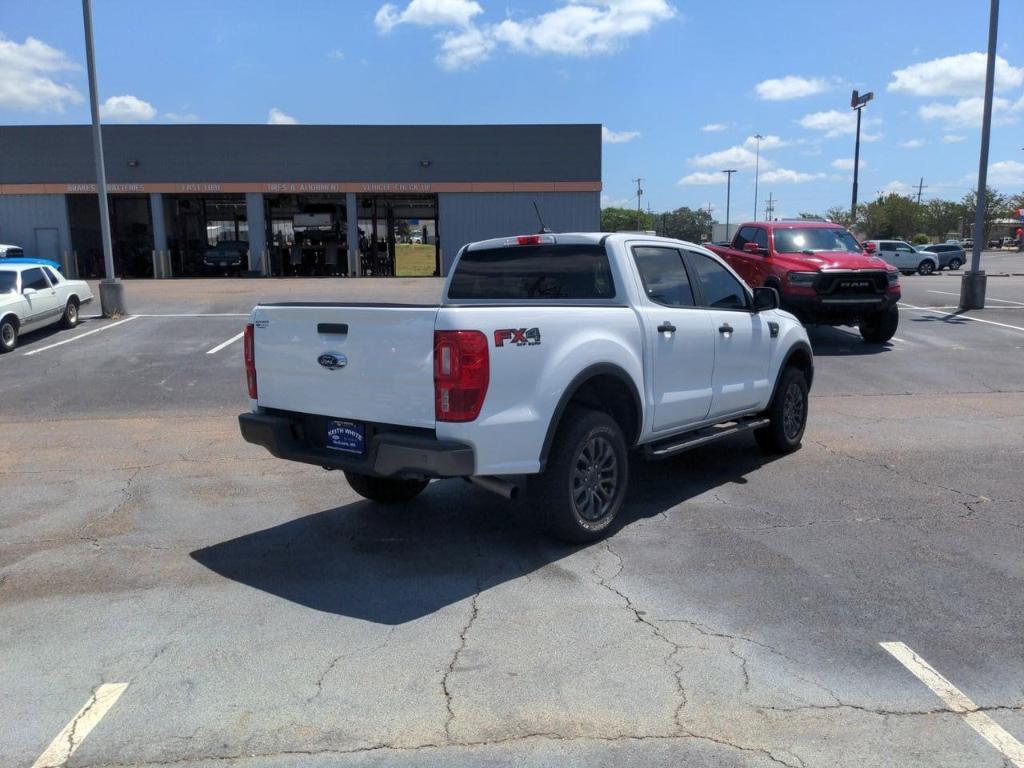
[434, 330, 489, 422]
[243, 323, 257, 399]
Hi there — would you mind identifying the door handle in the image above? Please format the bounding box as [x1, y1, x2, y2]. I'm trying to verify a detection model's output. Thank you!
[657, 322, 676, 333]
[718, 323, 734, 334]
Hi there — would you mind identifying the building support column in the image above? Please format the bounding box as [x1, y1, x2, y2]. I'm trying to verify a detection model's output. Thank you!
[346, 192, 359, 276]
[245, 193, 266, 275]
[149, 192, 167, 278]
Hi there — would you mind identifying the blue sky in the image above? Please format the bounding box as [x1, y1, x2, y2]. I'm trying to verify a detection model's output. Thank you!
[2, 0, 1022, 220]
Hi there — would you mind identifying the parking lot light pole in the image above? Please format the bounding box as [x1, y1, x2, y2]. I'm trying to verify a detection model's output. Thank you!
[752, 135, 763, 221]
[82, 0, 125, 316]
[722, 169, 736, 240]
[850, 89, 873, 223]
[960, 0, 999, 310]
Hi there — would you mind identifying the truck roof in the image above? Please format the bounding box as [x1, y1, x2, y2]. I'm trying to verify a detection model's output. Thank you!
[737, 220, 845, 230]
[464, 232, 708, 251]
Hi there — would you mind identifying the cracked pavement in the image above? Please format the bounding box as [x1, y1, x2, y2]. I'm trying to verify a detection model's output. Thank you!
[2, 277, 1024, 767]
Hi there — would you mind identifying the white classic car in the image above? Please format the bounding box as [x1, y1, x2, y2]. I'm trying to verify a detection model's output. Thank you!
[0, 263, 94, 352]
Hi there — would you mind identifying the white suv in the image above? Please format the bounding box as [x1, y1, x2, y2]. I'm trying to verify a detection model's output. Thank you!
[866, 240, 939, 275]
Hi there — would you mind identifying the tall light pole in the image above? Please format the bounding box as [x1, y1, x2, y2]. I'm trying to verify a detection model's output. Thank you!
[82, 0, 125, 315]
[721, 169, 737, 240]
[850, 89, 873, 224]
[752, 134, 764, 220]
[632, 177, 644, 231]
[961, 0, 999, 310]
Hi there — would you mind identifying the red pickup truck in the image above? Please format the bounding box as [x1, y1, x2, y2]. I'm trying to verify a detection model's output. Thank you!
[708, 221, 901, 343]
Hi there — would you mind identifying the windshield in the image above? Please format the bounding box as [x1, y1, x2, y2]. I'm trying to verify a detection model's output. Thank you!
[774, 227, 862, 253]
[0, 271, 17, 294]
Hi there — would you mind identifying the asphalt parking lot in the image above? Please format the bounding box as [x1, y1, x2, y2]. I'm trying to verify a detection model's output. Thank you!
[2, 260, 1023, 767]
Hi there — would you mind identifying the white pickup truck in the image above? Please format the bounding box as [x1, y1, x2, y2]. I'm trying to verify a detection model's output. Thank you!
[239, 233, 813, 542]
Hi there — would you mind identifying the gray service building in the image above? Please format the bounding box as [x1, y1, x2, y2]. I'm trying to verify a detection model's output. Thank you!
[0, 124, 601, 279]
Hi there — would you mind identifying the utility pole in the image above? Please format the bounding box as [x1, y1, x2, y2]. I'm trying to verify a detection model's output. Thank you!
[961, 0, 998, 309]
[705, 203, 714, 242]
[632, 177, 644, 231]
[915, 177, 928, 206]
[721, 169, 737, 240]
[765, 192, 775, 221]
[82, 0, 125, 316]
[850, 89, 874, 223]
[753, 134, 764, 221]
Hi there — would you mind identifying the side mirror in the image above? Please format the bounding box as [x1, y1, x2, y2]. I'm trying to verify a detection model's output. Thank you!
[743, 242, 761, 254]
[864, 242, 876, 253]
[22, 287, 37, 296]
[753, 286, 779, 312]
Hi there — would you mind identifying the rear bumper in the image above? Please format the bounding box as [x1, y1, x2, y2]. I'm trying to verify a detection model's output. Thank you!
[781, 291, 900, 325]
[238, 411, 475, 479]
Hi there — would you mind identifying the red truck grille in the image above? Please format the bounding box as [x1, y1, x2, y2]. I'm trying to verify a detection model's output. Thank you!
[816, 271, 888, 295]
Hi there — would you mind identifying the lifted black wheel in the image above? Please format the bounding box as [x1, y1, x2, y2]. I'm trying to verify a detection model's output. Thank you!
[859, 304, 899, 344]
[755, 367, 808, 455]
[530, 409, 628, 543]
[344, 472, 429, 503]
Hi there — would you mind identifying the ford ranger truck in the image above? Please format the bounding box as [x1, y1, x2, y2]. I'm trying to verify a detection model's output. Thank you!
[239, 233, 813, 542]
[708, 221, 901, 343]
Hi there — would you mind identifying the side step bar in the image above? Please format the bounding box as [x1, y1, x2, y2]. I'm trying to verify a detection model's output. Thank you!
[642, 417, 770, 460]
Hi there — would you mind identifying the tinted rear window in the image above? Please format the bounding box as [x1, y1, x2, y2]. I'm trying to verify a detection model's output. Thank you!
[448, 244, 615, 300]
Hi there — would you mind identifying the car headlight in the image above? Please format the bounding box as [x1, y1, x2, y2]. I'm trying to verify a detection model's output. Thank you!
[887, 270, 900, 285]
[788, 272, 818, 285]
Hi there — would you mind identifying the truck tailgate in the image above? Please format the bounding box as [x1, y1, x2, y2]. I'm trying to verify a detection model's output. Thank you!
[252, 304, 439, 428]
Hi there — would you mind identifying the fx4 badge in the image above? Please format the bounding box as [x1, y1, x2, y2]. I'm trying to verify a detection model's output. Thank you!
[494, 328, 541, 347]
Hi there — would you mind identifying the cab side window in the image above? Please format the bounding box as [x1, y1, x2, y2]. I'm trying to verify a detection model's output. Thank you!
[733, 226, 756, 248]
[690, 253, 749, 310]
[632, 246, 695, 307]
[752, 228, 769, 251]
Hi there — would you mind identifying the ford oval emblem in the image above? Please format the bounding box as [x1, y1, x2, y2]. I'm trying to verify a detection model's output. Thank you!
[318, 352, 347, 370]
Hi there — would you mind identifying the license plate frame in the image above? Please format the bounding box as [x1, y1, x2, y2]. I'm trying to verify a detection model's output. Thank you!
[325, 419, 365, 454]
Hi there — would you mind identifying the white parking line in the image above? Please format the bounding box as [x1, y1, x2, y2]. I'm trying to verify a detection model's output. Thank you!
[30, 683, 128, 768]
[23, 316, 138, 356]
[135, 313, 249, 317]
[928, 290, 1024, 307]
[206, 331, 245, 355]
[900, 303, 1024, 334]
[880, 642, 1024, 767]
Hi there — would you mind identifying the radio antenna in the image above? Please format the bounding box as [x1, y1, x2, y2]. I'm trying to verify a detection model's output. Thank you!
[533, 201, 552, 234]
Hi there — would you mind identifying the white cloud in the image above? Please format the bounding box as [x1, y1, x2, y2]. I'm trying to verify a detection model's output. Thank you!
[880, 180, 911, 196]
[798, 109, 881, 139]
[602, 126, 640, 143]
[755, 75, 829, 101]
[375, 0, 483, 32]
[267, 107, 298, 125]
[491, 0, 676, 58]
[99, 95, 157, 122]
[0, 34, 82, 112]
[941, 134, 966, 143]
[742, 134, 789, 151]
[901, 138, 925, 148]
[163, 111, 200, 123]
[918, 95, 1019, 127]
[380, 0, 676, 69]
[987, 160, 1024, 186]
[677, 171, 728, 185]
[690, 145, 764, 171]
[758, 168, 824, 184]
[326, 49, 345, 60]
[601, 193, 633, 208]
[888, 52, 1024, 96]
[831, 158, 862, 170]
[701, 122, 727, 132]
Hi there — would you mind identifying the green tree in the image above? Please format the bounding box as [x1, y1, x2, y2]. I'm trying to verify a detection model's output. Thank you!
[922, 199, 965, 240]
[657, 206, 714, 242]
[961, 187, 1007, 244]
[601, 206, 653, 233]
[825, 206, 857, 229]
[860, 193, 921, 239]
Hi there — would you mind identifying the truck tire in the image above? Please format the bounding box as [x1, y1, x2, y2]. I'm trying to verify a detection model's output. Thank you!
[859, 304, 899, 343]
[0, 316, 17, 353]
[531, 408, 628, 544]
[754, 367, 808, 455]
[917, 260, 935, 275]
[344, 472, 429, 504]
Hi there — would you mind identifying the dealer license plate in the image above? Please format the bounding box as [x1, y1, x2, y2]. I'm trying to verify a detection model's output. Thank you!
[325, 419, 365, 454]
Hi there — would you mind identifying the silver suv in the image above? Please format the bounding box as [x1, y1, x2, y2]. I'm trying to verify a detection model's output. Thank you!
[919, 243, 966, 271]
[865, 240, 940, 275]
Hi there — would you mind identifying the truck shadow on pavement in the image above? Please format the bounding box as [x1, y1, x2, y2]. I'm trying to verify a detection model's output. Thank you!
[190, 438, 778, 625]
[807, 326, 893, 357]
